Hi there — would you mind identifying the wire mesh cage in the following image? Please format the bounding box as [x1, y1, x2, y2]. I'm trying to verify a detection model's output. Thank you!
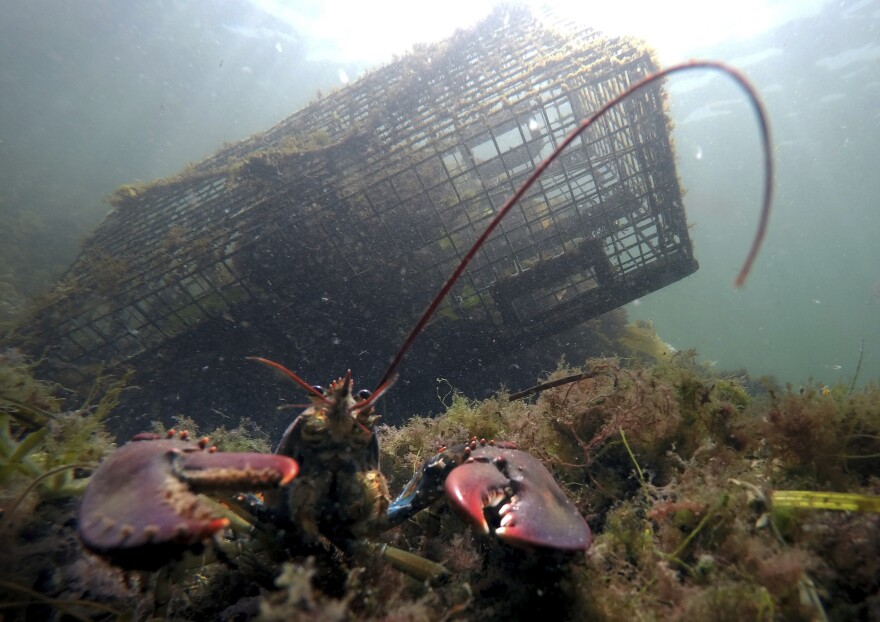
[16, 7, 697, 389]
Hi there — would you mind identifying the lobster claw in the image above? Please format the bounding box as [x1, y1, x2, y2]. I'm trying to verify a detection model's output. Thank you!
[445, 446, 591, 551]
[78, 431, 298, 568]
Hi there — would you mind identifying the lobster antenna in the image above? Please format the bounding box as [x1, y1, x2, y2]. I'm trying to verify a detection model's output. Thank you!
[248, 356, 329, 401]
[375, 60, 773, 391]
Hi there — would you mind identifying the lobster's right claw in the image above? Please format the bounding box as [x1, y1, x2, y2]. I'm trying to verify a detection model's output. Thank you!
[445, 446, 591, 551]
[78, 431, 298, 569]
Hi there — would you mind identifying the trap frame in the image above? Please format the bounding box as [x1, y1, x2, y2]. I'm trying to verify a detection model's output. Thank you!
[17, 7, 697, 380]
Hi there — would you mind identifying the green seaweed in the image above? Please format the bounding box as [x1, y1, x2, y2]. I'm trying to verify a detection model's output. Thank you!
[208, 417, 272, 454]
[0, 424, 47, 484]
[0, 357, 143, 620]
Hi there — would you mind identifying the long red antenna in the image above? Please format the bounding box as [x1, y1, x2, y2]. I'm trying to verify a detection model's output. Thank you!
[248, 356, 329, 401]
[374, 60, 773, 391]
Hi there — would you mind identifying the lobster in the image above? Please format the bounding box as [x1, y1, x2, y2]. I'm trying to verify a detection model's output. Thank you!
[77, 61, 772, 571]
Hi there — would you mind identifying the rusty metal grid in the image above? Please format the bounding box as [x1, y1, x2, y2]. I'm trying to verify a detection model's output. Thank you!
[17, 6, 696, 370]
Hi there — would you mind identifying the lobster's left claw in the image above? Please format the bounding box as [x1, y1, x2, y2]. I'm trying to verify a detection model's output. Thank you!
[445, 446, 591, 551]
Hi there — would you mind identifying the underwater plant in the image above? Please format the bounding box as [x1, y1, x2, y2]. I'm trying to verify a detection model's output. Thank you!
[0, 353, 140, 620]
[2, 340, 880, 620]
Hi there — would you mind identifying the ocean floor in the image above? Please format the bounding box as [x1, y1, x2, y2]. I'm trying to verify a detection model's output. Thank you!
[1, 350, 879, 621]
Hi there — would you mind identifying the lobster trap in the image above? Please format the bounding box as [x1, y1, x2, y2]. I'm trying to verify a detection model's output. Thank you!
[17, 7, 697, 394]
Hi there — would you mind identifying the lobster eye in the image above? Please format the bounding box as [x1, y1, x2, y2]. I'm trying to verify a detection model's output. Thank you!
[311, 385, 325, 395]
[357, 389, 372, 401]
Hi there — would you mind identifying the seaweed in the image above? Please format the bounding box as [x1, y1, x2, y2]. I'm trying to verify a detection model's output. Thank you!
[2, 351, 879, 620]
[0, 361, 127, 511]
[0, 355, 146, 621]
[378, 359, 880, 620]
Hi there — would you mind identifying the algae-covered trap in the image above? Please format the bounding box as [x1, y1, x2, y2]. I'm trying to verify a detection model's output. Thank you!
[10, 6, 697, 433]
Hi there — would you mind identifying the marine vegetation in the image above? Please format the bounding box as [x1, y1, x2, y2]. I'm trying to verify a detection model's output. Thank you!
[2, 349, 880, 620]
[617, 320, 678, 362]
[0, 349, 131, 620]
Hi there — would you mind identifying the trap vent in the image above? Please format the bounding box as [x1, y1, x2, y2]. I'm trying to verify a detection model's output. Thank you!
[17, 7, 697, 374]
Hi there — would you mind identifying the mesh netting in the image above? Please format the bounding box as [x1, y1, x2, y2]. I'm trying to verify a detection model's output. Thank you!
[17, 7, 696, 379]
